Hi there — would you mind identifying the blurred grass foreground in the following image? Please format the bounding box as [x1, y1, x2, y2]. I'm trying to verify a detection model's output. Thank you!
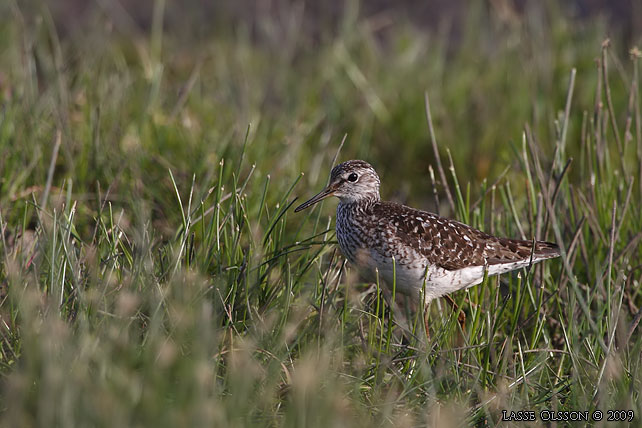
[1, 1, 642, 426]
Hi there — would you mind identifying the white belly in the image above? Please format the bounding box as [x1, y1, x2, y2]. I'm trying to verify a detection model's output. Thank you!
[351, 247, 544, 304]
[348, 247, 487, 304]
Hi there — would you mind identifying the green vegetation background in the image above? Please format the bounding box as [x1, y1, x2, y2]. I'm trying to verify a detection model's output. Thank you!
[0, 1, 641, 426]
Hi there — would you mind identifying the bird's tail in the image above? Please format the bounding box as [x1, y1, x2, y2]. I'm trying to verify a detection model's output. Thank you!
[532, 240, 561, 259]
[487, 237, 561, 265]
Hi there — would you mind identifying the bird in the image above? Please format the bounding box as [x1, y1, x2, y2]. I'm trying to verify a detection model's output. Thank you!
[294, 160, 560, 327]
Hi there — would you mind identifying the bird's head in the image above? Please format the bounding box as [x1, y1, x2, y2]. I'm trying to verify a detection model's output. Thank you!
[294, 160, 381, 212]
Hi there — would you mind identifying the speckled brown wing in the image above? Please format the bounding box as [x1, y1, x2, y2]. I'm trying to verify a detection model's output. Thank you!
[372, 202, 559, 271]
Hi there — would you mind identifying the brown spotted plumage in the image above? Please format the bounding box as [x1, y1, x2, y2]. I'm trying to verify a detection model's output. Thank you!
[295, 160, 560, 304]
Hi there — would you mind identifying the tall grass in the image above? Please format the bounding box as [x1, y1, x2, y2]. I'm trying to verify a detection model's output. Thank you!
[0, 2, 641, 426]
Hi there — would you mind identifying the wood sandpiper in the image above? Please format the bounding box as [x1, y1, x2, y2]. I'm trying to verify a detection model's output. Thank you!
[295, 160, 560, 322]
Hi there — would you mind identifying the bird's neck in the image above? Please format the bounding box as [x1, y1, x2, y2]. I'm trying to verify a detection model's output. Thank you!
[338, 196, 379, 215]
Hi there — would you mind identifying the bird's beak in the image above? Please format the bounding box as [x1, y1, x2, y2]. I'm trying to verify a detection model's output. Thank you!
[294, 185, 336, 212]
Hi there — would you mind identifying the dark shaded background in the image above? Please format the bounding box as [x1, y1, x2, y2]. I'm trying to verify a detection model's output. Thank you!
[19, 0, 642, 46]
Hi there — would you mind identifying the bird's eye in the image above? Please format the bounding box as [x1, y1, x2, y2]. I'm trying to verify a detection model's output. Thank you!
[347, 172, 358, 182]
